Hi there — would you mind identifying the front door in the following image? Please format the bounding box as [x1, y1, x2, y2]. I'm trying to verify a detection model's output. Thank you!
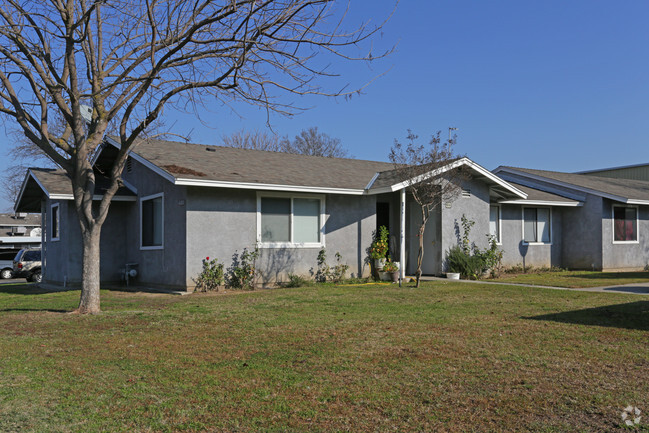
[407, 202, 441, 275]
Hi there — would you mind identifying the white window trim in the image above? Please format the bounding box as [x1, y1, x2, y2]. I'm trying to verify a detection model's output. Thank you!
[50, 202, 60, 242]
[521, 206, 552, 245]
[612, 204, 639, 244]
[139, 192, 164, 250]
[256, 192, 325, 248]
[489, 204, 502, 245]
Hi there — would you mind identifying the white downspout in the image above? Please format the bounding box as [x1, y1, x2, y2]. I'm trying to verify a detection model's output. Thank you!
[400, 188, 406, 281]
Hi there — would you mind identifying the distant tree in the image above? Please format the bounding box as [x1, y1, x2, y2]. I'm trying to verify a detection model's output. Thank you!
[221, 129, 284, 152]
[389, 130, 467, 288]
[284, 127, 350, 158]
[223, 126, 351, 158]
[0, 0, 393, 313]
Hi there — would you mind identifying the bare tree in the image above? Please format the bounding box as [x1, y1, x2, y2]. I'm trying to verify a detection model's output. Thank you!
[221, 129, 285, 152]
[222, 126, 349, 158]
[284, 126, 349, 158]
[389, 130, 467, 288]
[0, 0, 393, 313]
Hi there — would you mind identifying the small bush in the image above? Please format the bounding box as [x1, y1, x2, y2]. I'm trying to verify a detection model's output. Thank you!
[285, 273, 310, 288]
[315, 249, 350, 283]
[446, 215, 503, 279]
[226, 247, 259, 290]
[446, 245, 485, 280]
[193, 257, 224, 292]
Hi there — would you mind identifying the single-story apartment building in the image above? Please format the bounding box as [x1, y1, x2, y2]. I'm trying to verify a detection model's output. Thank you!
[14, 137, 649, 290]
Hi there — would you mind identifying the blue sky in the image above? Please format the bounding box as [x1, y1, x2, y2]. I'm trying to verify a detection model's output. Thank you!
[2, 0, 649, 211]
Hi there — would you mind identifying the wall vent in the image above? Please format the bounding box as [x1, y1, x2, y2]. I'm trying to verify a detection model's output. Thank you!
[126, 157, 133, 173]
[461, 189, 471, 198]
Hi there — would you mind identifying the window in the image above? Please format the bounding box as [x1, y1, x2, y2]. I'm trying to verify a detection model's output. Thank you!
[258, 195, 324, 247]
[140, 193, 163, 249]
[523, 207, 551, 244]
[489, 205, 501, 243]
[51, 203, 60, 241]
[613, 206, 637, 242]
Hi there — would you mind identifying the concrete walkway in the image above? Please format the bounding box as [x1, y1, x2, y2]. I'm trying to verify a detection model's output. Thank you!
[416, 276, 649, 296]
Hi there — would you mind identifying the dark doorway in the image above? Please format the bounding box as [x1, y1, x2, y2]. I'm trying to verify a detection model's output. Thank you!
[376, 202, 390, 232]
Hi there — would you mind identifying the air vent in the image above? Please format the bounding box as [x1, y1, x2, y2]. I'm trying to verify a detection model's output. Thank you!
[126, 157, 133, 173]
[461, 189, 471, 198]
[206, 147, 216, 152]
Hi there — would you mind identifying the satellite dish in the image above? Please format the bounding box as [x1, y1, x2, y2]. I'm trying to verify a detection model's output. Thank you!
[30, 228, 42, 237]
[80, 105, 93, 123]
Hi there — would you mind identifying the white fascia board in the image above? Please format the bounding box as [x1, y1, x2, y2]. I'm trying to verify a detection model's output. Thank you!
[376, 158, 527, 199]
[463, 159, 527, 198]
[48, 194, 136, 202]
[498, 199, 583, 207]
[493, 166, 636, 203]
[105, 136, 176, 184]
[175, 178, 366, 195]
[625, 199, 649, 205]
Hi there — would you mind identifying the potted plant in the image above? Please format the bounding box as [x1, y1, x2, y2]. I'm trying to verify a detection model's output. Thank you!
[370, 225, 389, 270]
[382, 259, 400, 283]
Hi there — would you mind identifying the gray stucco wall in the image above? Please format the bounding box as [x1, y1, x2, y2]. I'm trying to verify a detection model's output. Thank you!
[499, 205, 562, 268]
[560, 194, 603, 270]
[185, 187, 375, 287]
[121, 159, 187, 287]
[43, 199, 130, 284]
[440, 179, 491, 272]
[601, 200, 649, 270]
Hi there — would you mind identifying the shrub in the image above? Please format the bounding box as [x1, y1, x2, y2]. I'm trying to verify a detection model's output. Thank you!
[315, 249, 350, 283]
[445, 215, 503, 279]
[446, 245, 485, 279]
[370, 225, 390, 259]
[193, 256, 224, 292]
[226, 247, 259, 290]
[285, 273, 309, 288]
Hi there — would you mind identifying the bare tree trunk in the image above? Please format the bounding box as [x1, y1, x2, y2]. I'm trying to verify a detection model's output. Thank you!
[415, 213, 428, 288]
[77, 226, 101, 314]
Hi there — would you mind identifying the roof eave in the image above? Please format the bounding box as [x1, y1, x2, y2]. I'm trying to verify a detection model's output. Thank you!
[498, 199, 583, 207]
[494, 166, 644, 204]
[175, 178, 367, 195]
[372, 158, 527, 199]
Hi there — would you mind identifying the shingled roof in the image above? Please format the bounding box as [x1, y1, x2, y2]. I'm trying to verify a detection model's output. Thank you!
[495, 166, 649, 204]
[111, 138, 526, 198]
[15, 168, 136, 212]
[121, 137, 395, 192]
[498, 181, 581, 206]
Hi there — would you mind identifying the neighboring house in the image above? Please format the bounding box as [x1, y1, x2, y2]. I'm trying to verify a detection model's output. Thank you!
[493, 166, 649, 271]
[0, 212, 41, 251]
[12, 137, 649, 289]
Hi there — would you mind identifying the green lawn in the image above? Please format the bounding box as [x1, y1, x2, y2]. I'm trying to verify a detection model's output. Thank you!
[0, 281, 648, 432]
[492, 270, 649, 288]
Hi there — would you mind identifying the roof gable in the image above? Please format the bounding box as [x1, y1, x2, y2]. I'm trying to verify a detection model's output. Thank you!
[494, 166, 649, 204]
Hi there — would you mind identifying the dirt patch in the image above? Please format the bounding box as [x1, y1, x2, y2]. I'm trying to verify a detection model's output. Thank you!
[161, 164, 207, 177]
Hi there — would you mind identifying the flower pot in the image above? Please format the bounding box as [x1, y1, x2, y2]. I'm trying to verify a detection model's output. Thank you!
[390, 271, 399, 283]
[447, 272, 460, 280]
[379, 271, 391, 281]
[374, 258, 386, 270]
